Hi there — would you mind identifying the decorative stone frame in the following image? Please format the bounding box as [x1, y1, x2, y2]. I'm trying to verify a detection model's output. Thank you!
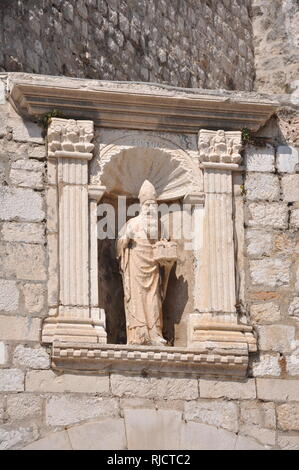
[41, 118, 257, 377]
[9, 77, 279, 377]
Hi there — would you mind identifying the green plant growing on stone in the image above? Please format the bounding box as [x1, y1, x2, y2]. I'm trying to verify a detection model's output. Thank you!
[240, 184, 246, 196]
[241, 127, 252, 144]
[38, 109, 66, 130]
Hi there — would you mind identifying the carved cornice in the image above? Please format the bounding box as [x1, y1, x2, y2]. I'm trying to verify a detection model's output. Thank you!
[199, 130, 243, 165]
[52, 342, 251, 377]
[8, 73, 279, 133]
[48, 118, 94, 159]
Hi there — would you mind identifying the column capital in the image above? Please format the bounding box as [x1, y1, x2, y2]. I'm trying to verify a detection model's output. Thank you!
[198, 129, 243, 167]
[183, 192, 205, 206]
[88, 185, 106, 202]
[48, 118, 94, 160]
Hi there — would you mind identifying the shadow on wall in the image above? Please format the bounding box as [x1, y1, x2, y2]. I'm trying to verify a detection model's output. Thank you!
[98, 237, 127, 344]
[163, 271, 188, 345]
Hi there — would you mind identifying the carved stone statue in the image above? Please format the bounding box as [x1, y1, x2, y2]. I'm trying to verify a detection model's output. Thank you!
[116, 180, 177, 346]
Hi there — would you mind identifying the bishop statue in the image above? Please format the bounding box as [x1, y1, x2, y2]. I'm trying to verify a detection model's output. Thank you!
[116, 180, 177, 346]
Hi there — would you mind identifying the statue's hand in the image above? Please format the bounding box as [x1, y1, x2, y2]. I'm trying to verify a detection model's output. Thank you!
[116, 237, 130, 258]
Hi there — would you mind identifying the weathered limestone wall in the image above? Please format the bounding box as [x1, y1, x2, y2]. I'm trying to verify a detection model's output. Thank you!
[252, 0, 299, 94]
[240, 116, 299, 451]
[1, 75, 299, 450]
[2, 0, 299, 95]
[0, 0, 254, 91]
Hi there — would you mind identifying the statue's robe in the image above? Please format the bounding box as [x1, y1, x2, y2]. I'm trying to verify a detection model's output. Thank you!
[116, 214, 166, 345]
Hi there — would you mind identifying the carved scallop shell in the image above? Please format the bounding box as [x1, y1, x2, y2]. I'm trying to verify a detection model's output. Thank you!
[98, 147, 198, 201]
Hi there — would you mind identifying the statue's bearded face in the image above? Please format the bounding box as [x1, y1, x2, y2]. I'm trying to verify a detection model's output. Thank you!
[141, 200, 158, 217]
[141, 200, 159, 239]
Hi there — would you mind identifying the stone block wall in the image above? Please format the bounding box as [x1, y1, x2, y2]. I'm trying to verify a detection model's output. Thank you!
[244, 116, 299, 385]
[0, 0, 254, 91]
[0, 74, 49, 449]
[1, 74, 299, 449]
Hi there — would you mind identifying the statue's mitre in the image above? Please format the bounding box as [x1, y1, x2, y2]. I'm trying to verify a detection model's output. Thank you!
[138, 180, 157, 205]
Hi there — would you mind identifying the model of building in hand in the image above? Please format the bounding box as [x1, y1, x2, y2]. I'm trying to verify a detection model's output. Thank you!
[116, 180, 177, 346]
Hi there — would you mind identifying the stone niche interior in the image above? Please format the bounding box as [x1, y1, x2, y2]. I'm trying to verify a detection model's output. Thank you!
[98, 195, 193, 347]
[9, 76, 279, 377]
[93, 137, 196, 347]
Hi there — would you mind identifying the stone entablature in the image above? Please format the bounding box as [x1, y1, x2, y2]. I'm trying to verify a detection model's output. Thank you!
[8, 74, 278, 132]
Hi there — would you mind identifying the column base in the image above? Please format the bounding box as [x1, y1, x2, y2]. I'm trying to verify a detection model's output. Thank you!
[42, 311, 107, 344]
[188, 313, 257, 353]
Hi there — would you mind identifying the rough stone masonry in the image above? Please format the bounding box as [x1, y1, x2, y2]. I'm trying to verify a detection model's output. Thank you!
[0, 0, 254, 91]
[1, 0, 298, 94]
[252, 0, 299, 94]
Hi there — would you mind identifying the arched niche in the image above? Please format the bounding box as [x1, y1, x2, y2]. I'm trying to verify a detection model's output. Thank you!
[90, 135, 203, 346]
[90, 132, 203, 198]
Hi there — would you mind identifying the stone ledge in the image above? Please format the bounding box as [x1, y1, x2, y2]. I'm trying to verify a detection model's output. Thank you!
[52, 342, 251, 377]
[8, 73, 278, 133]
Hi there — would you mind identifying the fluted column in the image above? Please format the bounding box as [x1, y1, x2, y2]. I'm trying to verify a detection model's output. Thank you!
[188, 130, 256, 352]
[89, 185, 107, 341]
[200, 167, 237, 320]
[58, 156, 89, 318]
[42, 118, 107, 344]
[183, 192, 205, 312]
